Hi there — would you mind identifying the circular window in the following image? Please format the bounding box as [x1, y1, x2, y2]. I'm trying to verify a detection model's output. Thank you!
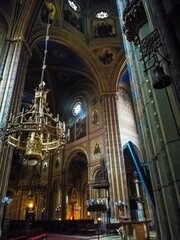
[68, 0, 80, 11]
[96, 11, 109, 19]
[72, 102, 82, 116]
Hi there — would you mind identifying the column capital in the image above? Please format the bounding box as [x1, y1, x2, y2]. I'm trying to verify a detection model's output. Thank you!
[6, 36, 31, 57]
[100, 92, 118, 100]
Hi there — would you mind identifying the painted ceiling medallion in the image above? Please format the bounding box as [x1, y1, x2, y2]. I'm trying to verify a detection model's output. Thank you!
[99, 48, 114, 65]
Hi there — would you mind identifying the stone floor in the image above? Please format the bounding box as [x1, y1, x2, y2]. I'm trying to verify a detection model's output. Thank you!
[47, 234, 121, 240]
[46, 232, 157, 240]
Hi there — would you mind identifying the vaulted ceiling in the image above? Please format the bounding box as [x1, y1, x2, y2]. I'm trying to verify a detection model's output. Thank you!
[21, 0, 123, 120]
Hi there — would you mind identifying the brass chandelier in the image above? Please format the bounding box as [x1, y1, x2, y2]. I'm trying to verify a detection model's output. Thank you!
[6, 3, 67, 165]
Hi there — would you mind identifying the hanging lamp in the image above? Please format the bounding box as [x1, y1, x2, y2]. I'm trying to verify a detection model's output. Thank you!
[6, 2, 67, 166]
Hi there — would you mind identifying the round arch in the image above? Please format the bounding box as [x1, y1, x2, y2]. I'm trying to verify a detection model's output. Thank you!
[122, 141, 142, 161]
[0, 9, 10, 28]
[63, 146, 88, 172]
[108, 53, 126, 92]
[63, 147, 88, 220]
[28, 31, 107, 93]
[89, 164, 101, 182]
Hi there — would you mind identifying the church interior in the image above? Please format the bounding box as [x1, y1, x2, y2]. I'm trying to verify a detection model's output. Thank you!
[0, 0, 179, 239]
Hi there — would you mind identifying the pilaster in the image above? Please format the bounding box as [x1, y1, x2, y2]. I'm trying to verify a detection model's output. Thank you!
[102, 92, 127, 221]
[0, 36, 31, 235]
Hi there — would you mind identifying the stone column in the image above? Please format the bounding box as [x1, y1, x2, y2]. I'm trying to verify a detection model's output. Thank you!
[133, 171, 145, 220]
[116, 1, 180, 239]
[102, 92, 128, 222]
[61, 148, 67, 220]
[61, 186, 67, 220]
[79, 189, 84, 220]
[45, 156, 54, 220]
[0, 37, 30, 236]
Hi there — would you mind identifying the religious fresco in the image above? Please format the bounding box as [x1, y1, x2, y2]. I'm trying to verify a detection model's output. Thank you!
[92, 109, 99, 126]
[67, 114, 86, 143]
[76, 115, 86, 140]
[99, 48, 114, 65]
[93, 142, 101, 154]
[92, 18, 116, 38]
[55, 157, 60, 169]
[64, 7, 83, 32]
[90, 136, 104, 160]
[90, 96, 102, 131]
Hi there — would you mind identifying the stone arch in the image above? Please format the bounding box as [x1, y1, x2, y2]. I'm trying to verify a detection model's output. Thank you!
[28, 33, 107, 92]
[63, 147, 88, 220]
[64, 147, 88, 172]
[89, 165, 101, 182]
[123, 141, 143, 161]
[0, 8, 10, 28]
[117, 87, 139, 148]
[122, 141, 152, 221]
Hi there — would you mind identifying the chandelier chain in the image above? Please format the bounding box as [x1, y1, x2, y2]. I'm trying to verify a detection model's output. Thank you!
[40, 15, 51, 84]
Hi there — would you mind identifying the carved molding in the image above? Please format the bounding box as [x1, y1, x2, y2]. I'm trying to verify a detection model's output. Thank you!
[123, 0, 147, 45]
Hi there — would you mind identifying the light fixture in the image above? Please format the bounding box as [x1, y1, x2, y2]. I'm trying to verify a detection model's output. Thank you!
[29, 203, 33, 209]
[115, 200, 126, 211]
[6, 3, 67, 165]
[153, 65, 172, 89]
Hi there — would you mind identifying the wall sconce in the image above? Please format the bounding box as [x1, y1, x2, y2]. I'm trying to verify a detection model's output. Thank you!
[42, 207, 45, 213]
[115, 200, 126, 211]
[74, 205, 81, 211]
[55, 205, 61, 220]
[1, 196, 12, 205]
[1, 196, 12, 231]
[55, 205, 61, 212]
[91, 199, 95, 204]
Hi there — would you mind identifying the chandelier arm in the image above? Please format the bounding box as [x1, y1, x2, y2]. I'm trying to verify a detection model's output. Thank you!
[22, 107, 36, 116]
